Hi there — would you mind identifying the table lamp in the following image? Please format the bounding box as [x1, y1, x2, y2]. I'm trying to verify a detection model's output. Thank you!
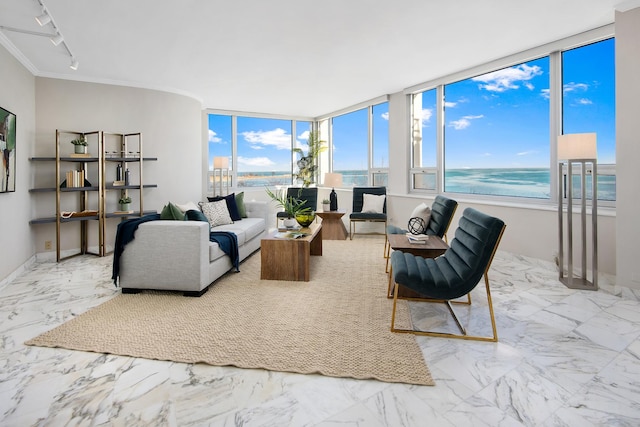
[324, 173, 342, 211]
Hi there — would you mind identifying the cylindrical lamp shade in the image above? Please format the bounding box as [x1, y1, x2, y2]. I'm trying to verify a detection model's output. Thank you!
[557, 133, 597, 160]
[213, 156, 229, 169]
[324, 173, 342, 188]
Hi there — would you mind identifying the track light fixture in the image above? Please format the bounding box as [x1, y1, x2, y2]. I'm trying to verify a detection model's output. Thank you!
[35, 11, 51, 26]
[50, 33, 63, 46]
[70, 58, 79, 70]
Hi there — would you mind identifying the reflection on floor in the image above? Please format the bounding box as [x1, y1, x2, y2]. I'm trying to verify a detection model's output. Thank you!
[1, 247, 639, 426]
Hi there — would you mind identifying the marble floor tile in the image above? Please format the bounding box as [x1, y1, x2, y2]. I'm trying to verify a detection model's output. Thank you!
[1, 250, 640, 426]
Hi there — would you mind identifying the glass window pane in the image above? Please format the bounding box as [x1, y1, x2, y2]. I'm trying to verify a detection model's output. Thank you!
[413, 89, 437, 168]
[444, 57, 550, 198]
[237, 117, 292, 187]
[562, 38, 616, 201]
[208, 114, 232, 194]
[373, 102, 389, 168]
[332, 108, 368, 187]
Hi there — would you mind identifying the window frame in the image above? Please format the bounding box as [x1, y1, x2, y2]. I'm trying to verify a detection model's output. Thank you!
[404, 25, 615, 208]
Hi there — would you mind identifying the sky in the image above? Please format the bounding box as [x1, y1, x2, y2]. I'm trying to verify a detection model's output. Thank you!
[209, 38, 615, 173]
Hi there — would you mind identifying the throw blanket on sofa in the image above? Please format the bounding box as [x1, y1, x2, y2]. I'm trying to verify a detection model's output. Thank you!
[111, 216, 241, 286]
[112, 214, 161, 286]
[210, 231, 240, 272]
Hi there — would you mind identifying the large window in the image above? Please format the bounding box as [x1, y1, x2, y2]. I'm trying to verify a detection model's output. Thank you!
[332, 108, 369, 187]
[208, 114, 232, 194]
[412, 88, 438, 190]
[410, 35, 615, 203]
[562, 38, 616, 201]
[444, 57, 550, 198]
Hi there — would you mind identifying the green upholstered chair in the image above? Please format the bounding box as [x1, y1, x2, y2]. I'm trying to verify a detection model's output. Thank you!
[384, 195, 458, 267]
[389, 207, 505, 341]
[349, 186, 387, 240]
[276, 187, 318, 226]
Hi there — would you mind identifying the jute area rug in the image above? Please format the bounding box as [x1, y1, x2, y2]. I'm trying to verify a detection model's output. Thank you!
[26, 236, 434, 386]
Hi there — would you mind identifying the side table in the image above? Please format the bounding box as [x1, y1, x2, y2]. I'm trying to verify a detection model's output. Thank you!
[316, 210, 348, 240]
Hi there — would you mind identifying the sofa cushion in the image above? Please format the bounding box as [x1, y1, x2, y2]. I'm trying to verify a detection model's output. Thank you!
[201, 200, 233, 227]
[176, 201, 200, 213]
[236, 192, 247, 218]
[212, 217, 265, 246]
[185, 209, 209, 223]
[208, 193, 241, 221]
[208, 241, 228, 263]
[160, 202, 185, 220]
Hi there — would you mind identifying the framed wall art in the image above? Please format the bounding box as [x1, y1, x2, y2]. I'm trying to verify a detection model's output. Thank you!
[0, 106, 16, 193]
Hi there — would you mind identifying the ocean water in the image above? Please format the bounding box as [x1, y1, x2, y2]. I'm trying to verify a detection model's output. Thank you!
[232, 168, 616, 201]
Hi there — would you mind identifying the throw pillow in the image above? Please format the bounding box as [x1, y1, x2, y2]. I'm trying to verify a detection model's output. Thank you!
[207, 193, 241, 221]
[408, 202, 431, 234]
[361, 193, 386, 213]
[184, 209, 209, 223]
[201, 200, 233, 227]
[160, 202, 185, 220]
[235, 192, 247, 218]
[176, 201, 200, 213]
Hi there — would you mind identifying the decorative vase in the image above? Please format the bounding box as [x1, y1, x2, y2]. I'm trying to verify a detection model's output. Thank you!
[283, 217, 297, 228]
[295, 211, 316, 228]
[74, 145, 87, 154]
[119, 203, 130, 211]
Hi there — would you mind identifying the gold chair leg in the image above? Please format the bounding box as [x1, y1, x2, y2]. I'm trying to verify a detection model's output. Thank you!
[390, 274, 498, 342]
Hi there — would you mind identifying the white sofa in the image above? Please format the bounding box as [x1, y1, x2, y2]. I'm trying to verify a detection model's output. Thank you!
[118, 201, 268, 296]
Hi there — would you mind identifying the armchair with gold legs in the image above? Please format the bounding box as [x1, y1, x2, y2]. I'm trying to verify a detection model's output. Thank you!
[388, 207, 505, 342]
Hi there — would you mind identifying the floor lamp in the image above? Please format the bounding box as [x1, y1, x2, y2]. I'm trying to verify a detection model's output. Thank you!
[557, 133, 598, 290]
[213, 156, 229, 197]
[324, 173, 342, 211]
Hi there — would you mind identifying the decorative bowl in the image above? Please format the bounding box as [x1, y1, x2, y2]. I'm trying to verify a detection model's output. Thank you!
[295, 211, 316, 227]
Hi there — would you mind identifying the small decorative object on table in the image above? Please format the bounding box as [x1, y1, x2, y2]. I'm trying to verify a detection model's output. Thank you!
[118, 196, 132, 212]
[322, 199, 330, 212]
[408, 217, 427, 235]
[70, 135, 88, 154]
[295, 211, 316, 228]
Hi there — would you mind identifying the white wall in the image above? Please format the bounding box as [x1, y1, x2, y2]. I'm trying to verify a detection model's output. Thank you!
[34, 78, 202, 255]
[615, 7, 640, 288]
[0, 44, 36, 285]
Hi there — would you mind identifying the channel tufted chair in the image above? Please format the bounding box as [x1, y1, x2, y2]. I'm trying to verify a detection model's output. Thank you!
[389, 207, 506, 341]
[384, 195, 458, 270]
[349, 186, 387, 240]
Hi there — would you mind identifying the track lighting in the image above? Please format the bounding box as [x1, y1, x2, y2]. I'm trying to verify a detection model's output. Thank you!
[50, 33, 63, 46]
[70, 58, 79, 70]
[35, 12, 51, 26]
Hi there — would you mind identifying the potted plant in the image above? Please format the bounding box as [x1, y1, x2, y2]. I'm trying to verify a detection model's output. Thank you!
[322, 198, 330, 212]
[119, 196, 132, 211]
[265, 187, 313, 228]
[70, 135, 88, 154]
[293, 130, 327, 187]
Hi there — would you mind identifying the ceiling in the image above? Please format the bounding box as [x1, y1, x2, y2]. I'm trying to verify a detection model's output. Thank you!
[0, 0, 637, 118]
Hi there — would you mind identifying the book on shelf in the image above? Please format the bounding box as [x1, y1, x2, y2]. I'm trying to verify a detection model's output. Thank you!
[70, 153, 91, 158]
[407, 233, 429, 244]
[112, 180, 125, 186]
[113, 210, 134, 214]
[277, 224, 302, 232]
[65, 169, 85, 188]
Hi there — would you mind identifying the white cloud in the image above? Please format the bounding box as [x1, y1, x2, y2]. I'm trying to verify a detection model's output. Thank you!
[540, 89, 550, 99]
[237, 156, 275, 167]
[241, 128, 291, 150]
[517, 150, 537, 156]
[577, 98, 593, 105]
[209, 130, 222, 143]
[448, 114, 484, 130]
[472, 64, 543, 92]
[563, 82, 588, 94]
[297, 130, 310, 141]
[420, 108, 433, 124]
[381, 112, 389, 120]
[444, 101, 457, 108]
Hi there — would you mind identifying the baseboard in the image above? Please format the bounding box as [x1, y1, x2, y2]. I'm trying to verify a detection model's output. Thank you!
[0, 254, 37, 291]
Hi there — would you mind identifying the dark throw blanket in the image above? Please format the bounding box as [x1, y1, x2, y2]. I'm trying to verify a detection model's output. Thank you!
[112, 214, 161, 286]
[111, 215, 241, 286]
[210, 231, 240, 272]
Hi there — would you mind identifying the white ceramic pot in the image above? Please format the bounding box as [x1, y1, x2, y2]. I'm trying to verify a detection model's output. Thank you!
[283, 217, 297, 228]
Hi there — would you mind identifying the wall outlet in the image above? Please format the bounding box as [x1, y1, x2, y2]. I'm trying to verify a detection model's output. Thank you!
[44, 240, 52, 250]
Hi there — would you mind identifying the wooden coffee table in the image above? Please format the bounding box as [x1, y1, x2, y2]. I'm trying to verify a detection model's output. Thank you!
[260, 222, 322, 281]
[386, 233, 449, 298]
